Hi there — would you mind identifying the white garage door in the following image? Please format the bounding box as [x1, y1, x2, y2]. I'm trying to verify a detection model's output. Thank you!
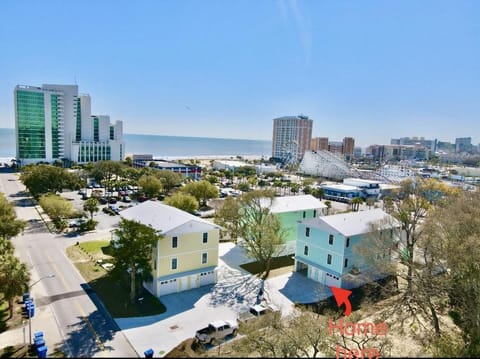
[159, 278, 178, 296]
[325, 272, 341, 287]
[199, 270, 215, 286]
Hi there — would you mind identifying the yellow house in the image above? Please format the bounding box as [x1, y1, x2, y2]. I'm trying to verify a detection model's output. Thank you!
[120, 201, 221, 297]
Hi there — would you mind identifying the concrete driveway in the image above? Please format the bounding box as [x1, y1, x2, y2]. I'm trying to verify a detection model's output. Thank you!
[114, 242, 334, 357]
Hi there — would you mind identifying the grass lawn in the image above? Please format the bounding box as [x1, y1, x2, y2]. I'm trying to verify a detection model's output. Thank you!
[66, 241, 166, 318]
[77, 240, 110, 254]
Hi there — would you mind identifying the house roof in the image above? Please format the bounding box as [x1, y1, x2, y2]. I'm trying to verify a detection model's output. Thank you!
[120, 200, 220, 234]
[302, 208, 396, 237]
[267, 195, 327, 213]
[321, 184, 360, 192]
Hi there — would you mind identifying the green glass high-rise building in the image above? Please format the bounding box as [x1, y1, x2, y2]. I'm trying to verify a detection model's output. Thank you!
[14, 84, 125, 165]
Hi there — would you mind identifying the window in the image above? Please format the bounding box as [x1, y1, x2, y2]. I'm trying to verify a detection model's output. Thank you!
[304, 246, 309, 256]
[306, 227, 310, 237]
[172, 236, 178, 248]
[346, 237, 350, 247]
[203, 232, 208, 243]
[329, 234, 334, 245]
[171, 258, 177, 270]
[327, 254, 332, 265]
[202, 252, 208, 264]
[313, 209, 317, 217]
[344, 258, 348, 268]
[303, 211, 306, 218]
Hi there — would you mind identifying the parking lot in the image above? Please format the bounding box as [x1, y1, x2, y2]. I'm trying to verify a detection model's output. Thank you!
[60, 188, 137, 232]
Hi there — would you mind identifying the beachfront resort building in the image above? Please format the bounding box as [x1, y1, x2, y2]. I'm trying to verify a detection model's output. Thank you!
[132, 157, 202, 180]
[119, 201, 222, 297]
[295, 208, 401, 289]
[14, 84, 125, 165]
[272, 115, 313, 164]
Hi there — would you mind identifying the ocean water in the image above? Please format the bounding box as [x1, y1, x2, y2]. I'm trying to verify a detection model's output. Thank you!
[0, 128, 272, 160]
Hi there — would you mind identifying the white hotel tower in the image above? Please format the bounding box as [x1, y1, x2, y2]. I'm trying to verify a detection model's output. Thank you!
[14, 84, 125, 165]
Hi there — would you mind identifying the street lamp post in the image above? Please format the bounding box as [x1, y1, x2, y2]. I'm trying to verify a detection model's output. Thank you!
[28, 274, 55, 344]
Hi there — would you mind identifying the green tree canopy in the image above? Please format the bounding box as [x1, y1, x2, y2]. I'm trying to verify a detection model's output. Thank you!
[238, 189, 287, 279]
[181, 180, 219, 207]
[88, 160, 124, 190]
[0, 254, 30, 318]
[83, 197, 99, 220]
[39, 194, 74, 231]
[20, 164, 81, 198]
[113, 219, 162, 302]
[155, 170, 183, 194]
[138, 174, 163, 198]
[0, 193, 26, 239]
[214, 197, 242, 243]
[163, 192, 199, 214]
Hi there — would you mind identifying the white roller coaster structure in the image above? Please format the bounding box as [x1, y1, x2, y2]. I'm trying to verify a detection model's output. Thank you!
[298, 150, 360, 180]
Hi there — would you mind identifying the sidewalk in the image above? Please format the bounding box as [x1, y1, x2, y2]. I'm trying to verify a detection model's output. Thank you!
[0, 275, 65, 355]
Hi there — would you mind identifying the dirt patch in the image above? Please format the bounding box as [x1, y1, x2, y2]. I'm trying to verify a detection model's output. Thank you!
[240, 255, 294, 278]
[165, 338, 203, 358]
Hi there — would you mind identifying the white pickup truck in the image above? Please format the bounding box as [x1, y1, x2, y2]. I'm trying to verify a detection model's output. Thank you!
[195, 320, 238, 345]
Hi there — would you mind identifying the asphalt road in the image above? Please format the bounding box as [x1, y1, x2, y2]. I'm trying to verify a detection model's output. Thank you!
[0, 170, 138, 357]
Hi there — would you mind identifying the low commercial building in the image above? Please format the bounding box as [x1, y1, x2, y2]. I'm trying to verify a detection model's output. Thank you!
[133, 159, 202, 179]
[321, 184, 362, 203]
[343, 178, 382, 199]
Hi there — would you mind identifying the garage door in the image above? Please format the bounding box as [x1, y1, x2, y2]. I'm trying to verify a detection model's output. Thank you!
[325, 272, 341, 287]
[159, 278, 178, 296]
[199, 270, 215, 286]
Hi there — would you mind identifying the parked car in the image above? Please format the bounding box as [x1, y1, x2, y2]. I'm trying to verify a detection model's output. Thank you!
[237, 303, 280, 324]
[122, 196, 131, 203]
[108, 204, 120, 215]
[138, 195, 149, 202]
[103, 206, 116, 216]
[195, 320, 238, 345]
[68, 218, 87, 228]
[99, 197, 108, 205]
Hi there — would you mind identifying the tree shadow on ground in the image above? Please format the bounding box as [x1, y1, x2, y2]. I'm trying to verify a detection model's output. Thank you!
[55, 309, 116, 358]
[12, 198, 35, 207]
[209, 266, 262, 310]
[8, 190, 30, 199]
[82, 270, 166, 319]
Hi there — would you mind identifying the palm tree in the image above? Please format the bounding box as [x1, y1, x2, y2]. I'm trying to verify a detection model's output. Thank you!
[0, 255, 30, 318]
[350, 197, 363, 212]
[83, 197, 99, 220]
[324, 200, 332, 215]
[313, 188, 324, 200]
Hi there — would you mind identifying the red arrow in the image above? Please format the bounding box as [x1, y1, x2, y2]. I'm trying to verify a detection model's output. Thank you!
[330, 286, 352, 316]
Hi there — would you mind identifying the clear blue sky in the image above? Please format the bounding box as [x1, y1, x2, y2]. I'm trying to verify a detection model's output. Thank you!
[1, 0, 479, 147]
